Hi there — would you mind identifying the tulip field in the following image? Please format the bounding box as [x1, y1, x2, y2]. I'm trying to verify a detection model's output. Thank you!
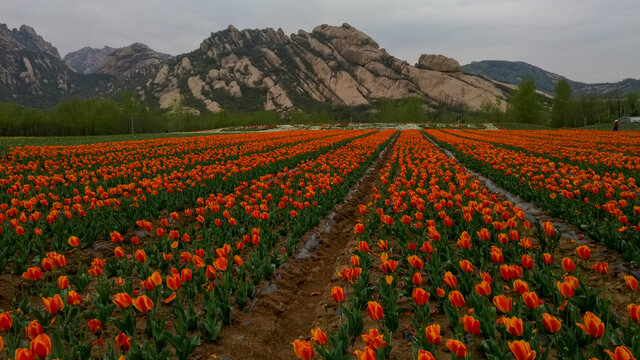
[0, 128, 638, 360]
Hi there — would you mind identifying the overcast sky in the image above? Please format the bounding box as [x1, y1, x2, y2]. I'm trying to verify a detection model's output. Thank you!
[2, 0, 638, 83]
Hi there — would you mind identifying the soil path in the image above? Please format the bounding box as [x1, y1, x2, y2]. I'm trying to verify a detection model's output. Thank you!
[192, 134, 398, 360]
[423, 132, 640, 318]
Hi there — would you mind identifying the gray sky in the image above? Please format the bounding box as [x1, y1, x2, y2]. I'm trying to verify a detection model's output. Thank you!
[2, 0, 638, 83]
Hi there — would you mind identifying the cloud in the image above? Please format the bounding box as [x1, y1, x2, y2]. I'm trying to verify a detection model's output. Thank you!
[1, 0, 638, 82]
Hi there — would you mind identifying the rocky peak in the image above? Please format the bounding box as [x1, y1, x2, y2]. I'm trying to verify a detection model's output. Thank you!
[97, 43, 165, 78]
[199, 24, 289, 59]
[0, 23, 61, 59]
[63, 46, 116, 74]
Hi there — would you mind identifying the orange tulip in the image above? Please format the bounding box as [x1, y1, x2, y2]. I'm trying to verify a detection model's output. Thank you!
[477, 228, 491, 241]
[493, 295, 512, 313]
[503, 316, 524, 337]
[461, 315, 481, 335]
[14, 348, 35, 360]
[576, 311, 605, 338]
[67, 236, 80, 247]
[423, 324, 442, 346]
[522, 292, 543, 309]
[513, 280, 529, 295]
[459, 260, 474, 273]
[42, 294, 64, 315]
[542, 221, 554, 237]
[311, 328, 327, 345]
[604, 346, 636, 360]
[114, 246, 125, 258]
[380, 260, 398, 273]
[561, 257, 575, 273]
[0, 312, 12, 331]
[367, 301, 383, 321]
[557, 281, 575, 299]
[214, 256, 228, 271]
[592, 262, 609, 275]
[475, 281, 492, 297]
[624, 276, 638, 290]
[113, 293, 133, 309]
[521, 255, 534, 269]
[576, 245, 591, 260]
[542, 313, 561, 333]
[542, 253, 553, 265]
[292, 339, 314, 360]
[331, 286, 345, 303]
[166, 274, 182, 291]
[25, 320, 44, 340]
[408, 255, 424, 270]
[57, 276, 69, 290]
[627, 304, 640, 325]
[30, 333, 52, 359]
[412, 288, 430, 306]
[354, 346, 376, 360]
[443, 272, 458, 288]
[132, 295, 154, 313]
[449, 291, 466, 308]
[417, 349, 436, 360]
[68, 290, 82, 306]
[135, 249, 146, 262]
[446, 339, 467, 358]
[509, 340, 536, 360]
[361, 328, 387, 349]
[413, 272, 423, 286]
[22, 267, 43, 281]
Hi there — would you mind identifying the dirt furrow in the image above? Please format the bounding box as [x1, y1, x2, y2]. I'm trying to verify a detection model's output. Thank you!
[192, 134, 398, 360]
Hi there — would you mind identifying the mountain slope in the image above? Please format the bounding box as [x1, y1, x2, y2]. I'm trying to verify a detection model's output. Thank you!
[143, 23, 507, 114]
[462, 60, 640, 96]
[0, 23, 112, 107]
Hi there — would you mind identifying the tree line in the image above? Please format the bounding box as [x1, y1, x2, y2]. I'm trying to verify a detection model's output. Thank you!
[1, 83, 638, 137]
[484, 77, 640, 127]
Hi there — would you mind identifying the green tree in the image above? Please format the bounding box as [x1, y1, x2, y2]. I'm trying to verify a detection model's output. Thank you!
[627, 91, 640, 116]
[551, 78, 573, 127]
[508, 77, 544, 124]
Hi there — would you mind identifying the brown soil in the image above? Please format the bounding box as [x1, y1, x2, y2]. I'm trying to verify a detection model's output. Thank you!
[191, 134, 398, 360]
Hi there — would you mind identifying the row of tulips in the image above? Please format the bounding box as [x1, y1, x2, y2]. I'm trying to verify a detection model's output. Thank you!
[425, 129, 640, 262]
[0, 130, 375, 276]
[294, 129, 639, 360]
[0, 130, 395, 360]
[450, 129, 640, 173]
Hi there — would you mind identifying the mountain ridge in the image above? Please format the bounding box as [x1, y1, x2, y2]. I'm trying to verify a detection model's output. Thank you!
[462, 60, 640, 96]
[1, 22, 508, 112]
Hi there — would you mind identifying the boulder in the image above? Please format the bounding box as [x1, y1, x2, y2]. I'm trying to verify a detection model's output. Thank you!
[417, 54, 461, 73]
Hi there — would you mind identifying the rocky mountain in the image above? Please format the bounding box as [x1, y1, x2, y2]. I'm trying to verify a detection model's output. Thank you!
[142, 23, 507, 114]
[462, 60, 640, 96]
[0, 23, 112, 107]
[63, 46, 116, 74]
[2, 22, 508, 113]
[63, 45, 172, 75]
